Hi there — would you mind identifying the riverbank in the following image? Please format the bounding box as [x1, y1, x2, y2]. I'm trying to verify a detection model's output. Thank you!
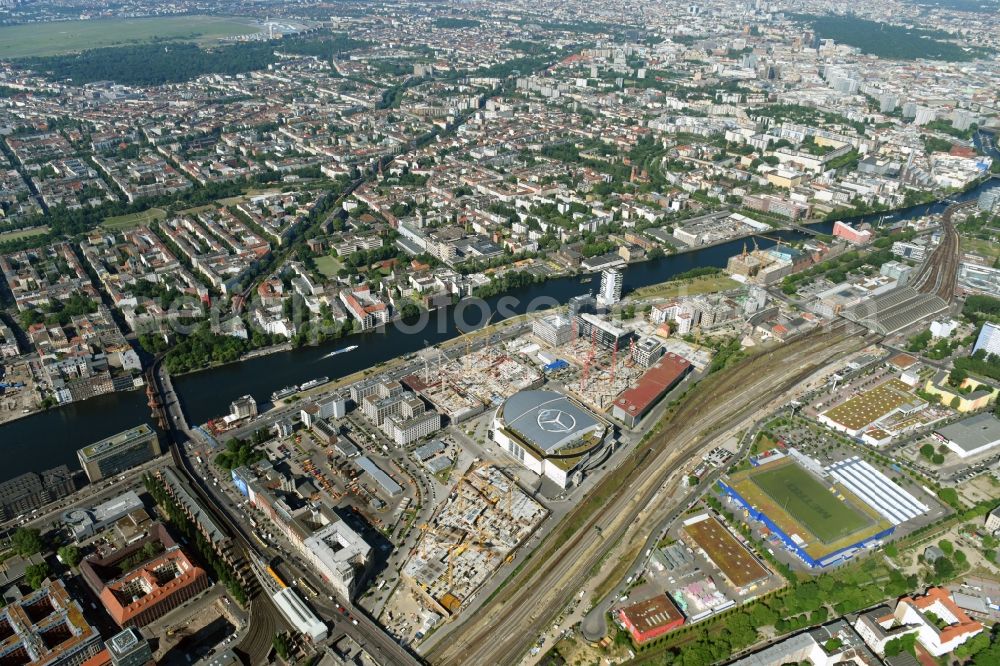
[282, 312, 538, 405]
[2, 177, 997, 482]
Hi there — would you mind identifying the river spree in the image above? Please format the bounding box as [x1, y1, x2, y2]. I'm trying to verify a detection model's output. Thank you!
[3, 177, 998, 481]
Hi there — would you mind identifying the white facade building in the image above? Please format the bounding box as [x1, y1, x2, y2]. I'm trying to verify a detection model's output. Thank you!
[598, 268, 623, 306]
[302, 520, 372, 600]
[973, 321, 1000, 357]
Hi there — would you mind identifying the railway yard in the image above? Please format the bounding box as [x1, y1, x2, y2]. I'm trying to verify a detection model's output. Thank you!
[424, 320, 879, 665]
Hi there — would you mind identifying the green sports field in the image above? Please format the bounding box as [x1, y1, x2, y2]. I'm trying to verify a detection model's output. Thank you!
[748, 462, 872, 544]
[0, 16, 261, 59]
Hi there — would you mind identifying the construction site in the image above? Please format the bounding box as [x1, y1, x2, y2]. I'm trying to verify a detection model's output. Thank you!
[398, 463, 547, 618]
[556, 328, 651, 414]
[404, 339, 544, 424]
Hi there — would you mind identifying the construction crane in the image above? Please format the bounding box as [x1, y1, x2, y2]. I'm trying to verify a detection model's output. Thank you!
[751, 232, 785, 247]
[457, 311, 497, 373]
[506, 474, 519, 516]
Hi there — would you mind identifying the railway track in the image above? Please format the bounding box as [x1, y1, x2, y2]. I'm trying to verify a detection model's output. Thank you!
[427, 321, 875, 666]
[913, 200, 974, 301]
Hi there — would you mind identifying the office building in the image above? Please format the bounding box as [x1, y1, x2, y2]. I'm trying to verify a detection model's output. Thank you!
[880, 260, 913, 286]
[973, 321, 1000, 357]
[77, 424, 161, 483]
[575, 312, 631, 349]
[959, 262, 1000, 293]
[361, 381, 406, 426]
[317, 394, 347, 419]
[0, 579, 103, 666]
[632, 337, 665, 367]
[532, 313, 574, 347]
[302, 520, 372, 600]
[384, 409, 441, 446]
[832, 221, 873, 245]
[80, 523, 209, 628]
[63, 490, 145, 542]
[598, 268, 623, 306]
[891, 240, 927, 262]
[107, 627, 154, 666]
[892, 587, 984, 656]
[985, 506, 1000, 534]
[979, 188, 1000, 214]
[0, 465, 75, 521]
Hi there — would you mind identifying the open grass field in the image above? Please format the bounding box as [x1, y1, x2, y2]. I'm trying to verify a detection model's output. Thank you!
[962, 236, 1000, 261]
[0, 16, 261, 59]
[101, 208, 166, 231]
[631, 274, 739, 300]
[821, 379, 917, 433]
[748, 462, 872, 544]
[0, 226, 49, 242]
[683, 515, 769, 588]
[314, 255, 342, 278]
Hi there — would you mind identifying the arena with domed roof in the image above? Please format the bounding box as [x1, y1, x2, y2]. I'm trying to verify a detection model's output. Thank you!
[491, 389, 612, 488]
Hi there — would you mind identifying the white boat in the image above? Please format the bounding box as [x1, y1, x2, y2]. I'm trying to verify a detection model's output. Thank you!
[299, 377, 329, 391]
[271, 386, 297, 401]
[321, 345, 358, 359]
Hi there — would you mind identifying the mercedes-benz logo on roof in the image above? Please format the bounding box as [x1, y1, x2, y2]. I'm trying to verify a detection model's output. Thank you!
[537, 408, 576, 433]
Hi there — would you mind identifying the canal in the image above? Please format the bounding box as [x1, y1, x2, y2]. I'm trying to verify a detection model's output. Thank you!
[3, 177, 998, 481]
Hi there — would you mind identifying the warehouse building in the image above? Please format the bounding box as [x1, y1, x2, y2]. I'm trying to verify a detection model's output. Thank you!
[933, 413, 1000, 459]
[618, 594, 685, 643]
[612, 353, 692, 427]
[355, 456, 403, 496]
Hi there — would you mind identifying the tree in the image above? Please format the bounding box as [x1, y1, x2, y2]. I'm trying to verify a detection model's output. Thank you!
[57, 545, 82, 568]
[955, 631, 991, 658]
[933, 556, 956, 580]
[25, 562, 50, 589]
[950, 396, 962, 410]
[12, 527, 44, 556]
[273, 632, 291, 660]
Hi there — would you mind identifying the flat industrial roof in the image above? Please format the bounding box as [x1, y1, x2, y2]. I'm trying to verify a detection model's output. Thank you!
[936, 413, 1000, 452]
[356, 456, 402, 496]
[619, 594, 684, 631]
